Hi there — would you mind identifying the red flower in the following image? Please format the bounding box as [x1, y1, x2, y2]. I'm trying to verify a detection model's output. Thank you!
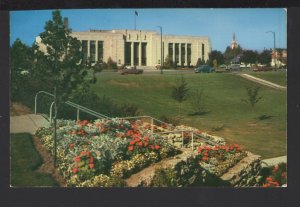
[89, 164, 94, 169]
[69, 143, 74, 149]
[89, 156, 94, 163]
[127, 130, 134, 136]
[80, 151, 86, 157]
[144, 142, 149, 147]
[138, 141, 143, 147]
[198, 146, 202, 153]
[86, 151, 91, 157]
[202, 156, 209, 162]
[74, 156, 80, 162]
[155, 145, 160, 150]
[144, 137, 149, 142]
[128, 146, 134, 151]
[130, 140, 136, 145]
[72, 167, 78, 174]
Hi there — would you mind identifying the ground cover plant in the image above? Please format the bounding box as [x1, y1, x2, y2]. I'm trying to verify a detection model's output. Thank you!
[91, 72, 286, 158]
[10, 133, 58, 187]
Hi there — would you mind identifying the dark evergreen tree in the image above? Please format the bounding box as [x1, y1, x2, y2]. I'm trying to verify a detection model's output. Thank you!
[240, 50, 258, 65]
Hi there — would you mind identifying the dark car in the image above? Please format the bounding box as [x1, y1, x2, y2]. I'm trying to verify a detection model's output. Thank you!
[120, 66, 144, 75]
[253, 66, 272, 72]
[194, 65, 214, 73]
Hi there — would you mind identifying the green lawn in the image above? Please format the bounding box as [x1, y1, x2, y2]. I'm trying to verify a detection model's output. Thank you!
[10, 133, 58, 187]
[245, 71, 287, 86]
[91, 72, 286, 159]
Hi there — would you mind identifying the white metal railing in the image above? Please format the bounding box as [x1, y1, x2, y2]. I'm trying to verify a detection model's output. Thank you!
[35, 91, 111, 125]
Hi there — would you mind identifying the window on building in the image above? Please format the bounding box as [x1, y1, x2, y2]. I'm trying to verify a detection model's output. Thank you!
[97, 41, 103, 63]
[187, 44, 191, 66]
[175, 43, 179, 64]
[168, 43, 173, 62]
[181, 43, 185, 66]
[202, 43, 205, 61]
[90, 40, 96, 63]
[142, 43, 147, 66]
[134, 42, 139, 65]
[82, 40, 88, 64]
[125, 42, 131, 65]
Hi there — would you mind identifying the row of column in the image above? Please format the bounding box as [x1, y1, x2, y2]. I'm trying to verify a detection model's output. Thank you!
[169, 43, 189, 66]
[130, 42, 144, 66]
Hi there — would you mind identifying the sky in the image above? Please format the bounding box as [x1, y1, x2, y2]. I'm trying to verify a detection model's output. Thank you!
[10, 9, 287, 52]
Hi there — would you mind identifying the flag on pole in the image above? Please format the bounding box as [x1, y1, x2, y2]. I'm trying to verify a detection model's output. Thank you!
[135, 11, 139, 16]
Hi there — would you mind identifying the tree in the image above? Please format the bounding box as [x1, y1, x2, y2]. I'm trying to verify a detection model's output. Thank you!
[171, 75, 189, 118]
[196, 58, 205, 67]
[224, 46, 243, 65]
[240, 50, 258, 66]
[208, 50, 224, 67]
[33, 10, 87, 105]
[10, 39, 34, 101]
[258, 49, 272, 66]
[241, 86, 262, 111]
[163, 55, 175, 69]
[191, 89, 207, 115]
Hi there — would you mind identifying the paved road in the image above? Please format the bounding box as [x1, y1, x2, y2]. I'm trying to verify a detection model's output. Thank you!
[10, 114, 49, 135]
[239, 73, 286, 90]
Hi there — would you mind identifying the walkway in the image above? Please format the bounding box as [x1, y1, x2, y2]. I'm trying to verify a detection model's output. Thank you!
[10, 114, 49, 135]
[239, 73, 286, 90]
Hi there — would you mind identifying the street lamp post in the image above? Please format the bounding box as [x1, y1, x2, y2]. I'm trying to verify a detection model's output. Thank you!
[157, 26, 163, 74]
[266, 31, 276, 69]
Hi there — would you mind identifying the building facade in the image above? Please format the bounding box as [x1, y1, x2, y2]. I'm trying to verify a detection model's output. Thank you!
[69, 29, 211, 67]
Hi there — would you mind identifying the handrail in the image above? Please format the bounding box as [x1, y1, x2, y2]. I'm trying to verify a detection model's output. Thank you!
[35, 91, 111, 122]
[35, 91, 54, 114]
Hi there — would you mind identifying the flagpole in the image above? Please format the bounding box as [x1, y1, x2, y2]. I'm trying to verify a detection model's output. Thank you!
[134, 11, 136, 30]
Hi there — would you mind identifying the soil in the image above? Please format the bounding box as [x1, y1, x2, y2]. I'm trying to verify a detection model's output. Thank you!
[32, 136, 67, 187]
[10, 102, 32, 116]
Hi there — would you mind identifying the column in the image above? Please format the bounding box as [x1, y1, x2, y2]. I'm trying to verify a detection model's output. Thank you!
[139, 42, 142, 66]
[131, 42, 134, 66]
[185, 43, 188, 67]
[95, 40, 98, 63]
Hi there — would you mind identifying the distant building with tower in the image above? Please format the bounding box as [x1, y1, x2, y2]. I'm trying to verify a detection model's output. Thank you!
[231, 33, 238, 50]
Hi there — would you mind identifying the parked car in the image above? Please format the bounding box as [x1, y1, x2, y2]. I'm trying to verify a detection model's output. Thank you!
[253, 66, 272, 72]
[119, 66, 144, 75]
[194, 65, 214, 73]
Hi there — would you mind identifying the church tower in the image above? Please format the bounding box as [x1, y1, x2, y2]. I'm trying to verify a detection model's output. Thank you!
[231, 33, 238, 49]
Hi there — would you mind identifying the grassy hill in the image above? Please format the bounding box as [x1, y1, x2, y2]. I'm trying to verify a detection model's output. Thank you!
[91, 72, 286, 159]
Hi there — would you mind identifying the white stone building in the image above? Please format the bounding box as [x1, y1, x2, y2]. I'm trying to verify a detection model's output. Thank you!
[70, 29, 211, 67]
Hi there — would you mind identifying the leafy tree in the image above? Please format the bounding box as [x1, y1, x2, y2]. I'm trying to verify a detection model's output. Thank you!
[10, 39, 34, 101]
[208, 50, 224, 67]
[258, 49, 272, 66]
[106, 57, 117, 69]
[241, 86, 263, 110]
[224, 46, 243, 65]
[33, 10, 87, 105]
[240, 50, 258, 65]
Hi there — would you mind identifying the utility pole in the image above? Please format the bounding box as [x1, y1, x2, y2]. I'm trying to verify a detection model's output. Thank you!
[266, 31, 276, 69]
[157, 26, 163, 74]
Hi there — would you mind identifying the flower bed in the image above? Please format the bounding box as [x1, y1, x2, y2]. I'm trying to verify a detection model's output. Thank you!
[35, 118, 179, 187]
[261, 162, 287, 187]
[36, 118, 248, 187]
